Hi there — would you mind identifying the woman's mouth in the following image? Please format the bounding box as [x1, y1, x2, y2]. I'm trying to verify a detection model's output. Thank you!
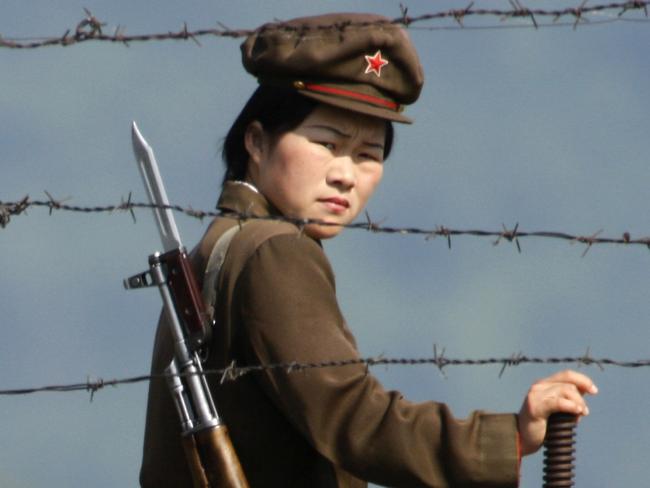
[319, 197, 350, 214]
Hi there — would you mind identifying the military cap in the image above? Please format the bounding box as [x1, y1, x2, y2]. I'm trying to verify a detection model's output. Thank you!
[241, 13, 424, 123]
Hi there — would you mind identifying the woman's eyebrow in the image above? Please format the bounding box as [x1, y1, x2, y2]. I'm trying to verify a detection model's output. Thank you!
[304, 124, 350, 138]
[304, 124, 384, 149]
[363, 141, 385, 151]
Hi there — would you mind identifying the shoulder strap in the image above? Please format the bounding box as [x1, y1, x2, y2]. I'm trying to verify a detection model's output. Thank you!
[202, 224, 243, 319]
[201, 219, 301, 319]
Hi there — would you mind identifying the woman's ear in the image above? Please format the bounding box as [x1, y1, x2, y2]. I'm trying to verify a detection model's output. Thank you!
[244, 121, 266, 169]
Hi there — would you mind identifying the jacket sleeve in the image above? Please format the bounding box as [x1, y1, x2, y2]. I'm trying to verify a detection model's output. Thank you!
[231, 232, 519, 488]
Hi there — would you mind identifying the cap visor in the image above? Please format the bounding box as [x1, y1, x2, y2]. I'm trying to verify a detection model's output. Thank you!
[297, 90, 413, 124]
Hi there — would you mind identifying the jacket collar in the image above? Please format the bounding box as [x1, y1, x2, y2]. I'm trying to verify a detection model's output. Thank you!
[216, 180, 323, 246]
[217, 181, 279, 218]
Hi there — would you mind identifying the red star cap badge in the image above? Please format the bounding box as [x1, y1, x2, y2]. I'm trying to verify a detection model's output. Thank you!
[364, 50, 389, 77]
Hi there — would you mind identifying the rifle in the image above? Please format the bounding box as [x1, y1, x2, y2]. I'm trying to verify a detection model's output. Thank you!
[124, 122, 249, 488]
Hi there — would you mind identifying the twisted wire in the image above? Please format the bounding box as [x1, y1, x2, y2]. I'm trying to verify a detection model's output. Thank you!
[0, 1, 648, 49]
[1, 195, 649, 255]
[1, 351, 648, 398]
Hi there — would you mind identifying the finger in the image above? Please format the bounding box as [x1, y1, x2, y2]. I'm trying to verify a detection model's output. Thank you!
[539, 370, 598, 395]
[540, 384, 591, 415]
[554, 396, 588, 416]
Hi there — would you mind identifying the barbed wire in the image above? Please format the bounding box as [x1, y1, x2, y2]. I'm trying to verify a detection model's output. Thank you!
[1, 194, 649, 256]
[411, 14, 649, 31]
[1, 1, 649, 50]
[1, 349, 648, 399]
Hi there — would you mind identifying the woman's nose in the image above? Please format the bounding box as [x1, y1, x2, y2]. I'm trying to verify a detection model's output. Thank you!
[326, 156, 356, 189]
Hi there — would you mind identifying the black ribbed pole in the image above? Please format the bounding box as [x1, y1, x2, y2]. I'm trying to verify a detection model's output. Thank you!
[543, 413, 577, 487]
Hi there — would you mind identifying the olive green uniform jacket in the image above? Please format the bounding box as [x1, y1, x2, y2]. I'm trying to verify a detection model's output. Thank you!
[140, 182, 520, 487]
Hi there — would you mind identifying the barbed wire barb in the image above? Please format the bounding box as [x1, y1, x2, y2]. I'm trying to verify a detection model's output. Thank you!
[219, 360, 239, 384]
[43, 190, 60, 216]
[579, 229, 604, 257]
[619, 0, 649, 16]
[433, 344, 448, 379]
[285, 361, 302, 374]
[499, 352, 525, 378]
[580, 347, 605, 371]
[182, 22, 202, 47]
[186, 205, 208, 221]
[508, 0, 539, 28]
[453, 2, 475, 27]
[0, 195, 29, 228]
[75, 8, 106, 40]
[442, 226, 453, 249]
[118, 192, 137, 223]
[86, 375, 105, 402]
[572, 0, 591, 29]
[399, 4, 412, 27]
[493, 222, 522, 253]
[364, 210, 386, 233]
[365, 353, 386, 375]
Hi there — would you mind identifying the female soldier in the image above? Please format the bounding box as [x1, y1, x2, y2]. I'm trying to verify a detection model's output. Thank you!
[140, 13, 597, 487]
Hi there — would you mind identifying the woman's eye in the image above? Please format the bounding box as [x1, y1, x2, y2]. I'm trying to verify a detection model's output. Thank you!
[360, 152, 383, 163]
[317, 141, 336, 151]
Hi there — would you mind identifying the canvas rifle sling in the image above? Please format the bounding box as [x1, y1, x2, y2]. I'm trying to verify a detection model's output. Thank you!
[202, 224, 244, 321]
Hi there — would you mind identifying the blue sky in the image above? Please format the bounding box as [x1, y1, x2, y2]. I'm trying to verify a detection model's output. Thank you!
[2, 1, 649, 486]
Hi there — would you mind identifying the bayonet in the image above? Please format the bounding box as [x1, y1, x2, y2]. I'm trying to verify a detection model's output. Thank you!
[131, 121, 182, 252]
[125, 122, 210, 350]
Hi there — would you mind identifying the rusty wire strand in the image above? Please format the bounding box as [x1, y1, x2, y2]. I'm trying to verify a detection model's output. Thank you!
[1, 1, 649, 49]
[1, 195, 649, 253]
[1, 351, 649, 398]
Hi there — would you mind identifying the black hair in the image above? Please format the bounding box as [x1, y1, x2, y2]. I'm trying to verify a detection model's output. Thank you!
[221, 85, 394, 184]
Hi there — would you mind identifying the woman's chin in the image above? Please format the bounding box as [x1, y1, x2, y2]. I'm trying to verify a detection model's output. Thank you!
[303, 221, 345, 240]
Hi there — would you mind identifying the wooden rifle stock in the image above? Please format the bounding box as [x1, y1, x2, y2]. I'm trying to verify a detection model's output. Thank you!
[184, 425, 249, 488]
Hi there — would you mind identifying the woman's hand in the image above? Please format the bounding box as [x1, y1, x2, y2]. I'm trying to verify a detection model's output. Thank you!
[517, 370, 598, 456]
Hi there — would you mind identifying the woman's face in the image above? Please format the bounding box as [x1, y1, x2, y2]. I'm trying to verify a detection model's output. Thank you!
[246, 104, 386, 239]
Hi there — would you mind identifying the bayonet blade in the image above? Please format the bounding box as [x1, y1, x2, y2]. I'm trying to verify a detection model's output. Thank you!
[131, 121, 183, 251]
